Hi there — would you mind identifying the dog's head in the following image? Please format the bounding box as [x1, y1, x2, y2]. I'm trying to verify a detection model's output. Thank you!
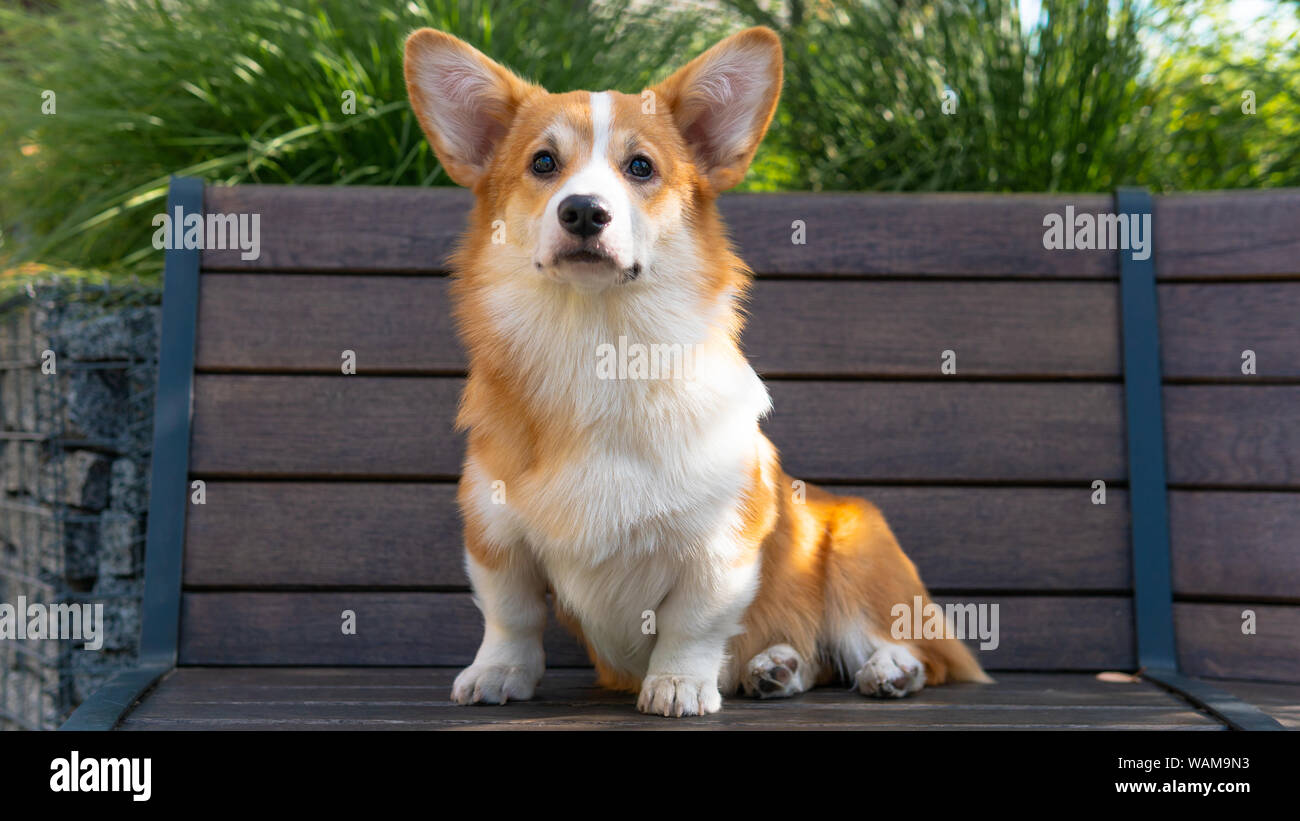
[404, 27, 782, 292]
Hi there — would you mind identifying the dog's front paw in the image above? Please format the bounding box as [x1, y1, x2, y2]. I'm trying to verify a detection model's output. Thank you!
[636, 674, 722, 717]
[451, 663, 541, 705]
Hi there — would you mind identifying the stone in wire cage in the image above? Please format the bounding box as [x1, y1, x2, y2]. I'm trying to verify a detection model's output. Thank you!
[0, 279, 159, 730]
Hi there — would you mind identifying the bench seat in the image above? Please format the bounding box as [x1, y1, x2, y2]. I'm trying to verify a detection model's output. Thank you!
[118, 669, 1237, 731]
[60, 181, 1300, 731]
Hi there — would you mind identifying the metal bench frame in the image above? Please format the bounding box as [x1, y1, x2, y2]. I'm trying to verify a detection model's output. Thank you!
[60, 177, 1284, 730]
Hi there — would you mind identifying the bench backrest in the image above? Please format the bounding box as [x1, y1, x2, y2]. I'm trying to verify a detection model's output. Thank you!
[167, 184, 1300, 681]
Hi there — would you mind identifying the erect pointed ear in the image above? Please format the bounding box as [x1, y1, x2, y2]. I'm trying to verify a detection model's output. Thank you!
[404, 28, 536, 188]
[652, 27, 783, 193]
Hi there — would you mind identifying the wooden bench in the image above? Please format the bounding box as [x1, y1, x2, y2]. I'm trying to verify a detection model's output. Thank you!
[62, 179, 1300, 730]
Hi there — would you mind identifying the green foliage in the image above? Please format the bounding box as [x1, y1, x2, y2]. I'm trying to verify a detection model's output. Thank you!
[733, 0, 1298, 192]
[1, 0, 1296, 275]
[1137, 0, 1300, 190]
[756, 0, 1152, 191]
[0, 0, 725, 272]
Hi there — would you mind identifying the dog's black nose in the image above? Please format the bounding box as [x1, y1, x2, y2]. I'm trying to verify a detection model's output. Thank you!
[557, 195, 611, 238]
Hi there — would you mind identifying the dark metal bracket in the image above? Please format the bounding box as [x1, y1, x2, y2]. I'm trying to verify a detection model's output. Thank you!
[60, 176, 203, 730]
[1115, 187, 1282, 731]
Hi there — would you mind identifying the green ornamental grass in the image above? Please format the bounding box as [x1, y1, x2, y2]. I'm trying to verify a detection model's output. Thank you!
[0, 0, 730, 273]
[1, 0, 1296, 277]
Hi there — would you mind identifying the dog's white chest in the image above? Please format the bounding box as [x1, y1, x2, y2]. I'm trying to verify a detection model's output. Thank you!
[544, 549, 674, 675]
[463, 280, 773, 677]
[465, 365, 768, 677]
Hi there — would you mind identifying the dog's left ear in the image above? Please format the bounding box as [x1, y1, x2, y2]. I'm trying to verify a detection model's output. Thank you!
[652, 27, 783, 193]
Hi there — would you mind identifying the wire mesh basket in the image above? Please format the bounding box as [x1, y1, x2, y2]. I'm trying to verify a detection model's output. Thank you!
[0, 277, 160, 730]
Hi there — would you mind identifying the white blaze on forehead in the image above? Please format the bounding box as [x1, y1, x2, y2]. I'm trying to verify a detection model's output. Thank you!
[590, 90, 612, 158]
[569, 91, 617, 188]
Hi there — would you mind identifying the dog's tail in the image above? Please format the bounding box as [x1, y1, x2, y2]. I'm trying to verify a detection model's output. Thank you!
[915, 626, 994, 684]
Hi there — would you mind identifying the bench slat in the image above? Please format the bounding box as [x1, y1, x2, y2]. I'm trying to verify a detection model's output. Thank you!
[119, 671, 1218, 731]
[708, 193, 1117, 277]
[201, 186, 1118, 276]
[179, 591, 589, 666]
[1175, 603, 1300, 682]
[203, 185, 471, 274]
[182, 485, 1300, 604]
[1160, 283, 1300, 378]
[1165, 386, 1300, 487]
[183, 482, 466, 588]
[190, 374, 464, 477]
[1170, 491, 1300, 601]
[125, 668, 1181, 705]
[202, 186, 1300, 279]
[197, 277, 1300, 379]
[185, 454, 1300, 600]
[177, 592, 1135, 670]
[182, 483, 1131, 590]
[198, 275, 464, 373]
[189, 376, 1127, 480]
[1155, 191, 1300, 278]
[196, 275, 1123, 377]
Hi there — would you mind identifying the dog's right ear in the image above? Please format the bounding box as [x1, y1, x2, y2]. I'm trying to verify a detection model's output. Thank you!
[404, 29, 535, 188]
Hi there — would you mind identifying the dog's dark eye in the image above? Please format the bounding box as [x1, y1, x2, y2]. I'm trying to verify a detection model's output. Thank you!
[627, 156, 653, 179]
[532, 151, 557, 175]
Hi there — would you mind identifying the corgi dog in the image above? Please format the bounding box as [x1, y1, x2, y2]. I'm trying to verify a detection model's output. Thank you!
[403, 25, 991, 717]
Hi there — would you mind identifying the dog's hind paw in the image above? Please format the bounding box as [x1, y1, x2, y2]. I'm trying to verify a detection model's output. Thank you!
[855, 644, 926, 698]
[742, 644, 808, 699]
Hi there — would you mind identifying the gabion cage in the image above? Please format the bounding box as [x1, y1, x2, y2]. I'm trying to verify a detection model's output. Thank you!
[0, 278, 160, 730]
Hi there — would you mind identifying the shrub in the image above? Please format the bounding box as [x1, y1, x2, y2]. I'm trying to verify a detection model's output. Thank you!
[2, 0, 1296, 275]
[733, 0, 1298, 192]
[0, 0, 727, 273]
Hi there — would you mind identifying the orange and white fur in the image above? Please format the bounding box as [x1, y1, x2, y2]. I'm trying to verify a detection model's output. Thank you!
[404, 26, 991, 717]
